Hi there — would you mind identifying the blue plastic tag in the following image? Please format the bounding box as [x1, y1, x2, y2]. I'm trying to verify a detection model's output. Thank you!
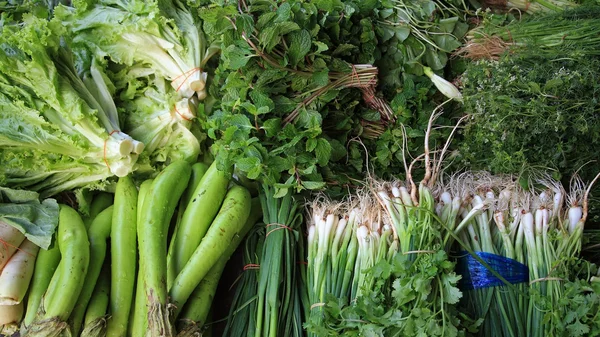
[456, 251, 529, 291]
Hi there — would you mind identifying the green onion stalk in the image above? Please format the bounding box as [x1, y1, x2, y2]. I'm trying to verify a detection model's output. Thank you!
[448, 173, 526, 337]
[304, 196, 395, 337]
[450, 172, 599, 337]
[457, 6, 600, 60]
[253, 186, 304, 337]
[222, 227, 264, 337]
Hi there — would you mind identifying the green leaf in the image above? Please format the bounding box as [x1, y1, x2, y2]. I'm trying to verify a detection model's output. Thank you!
[288, 29, 312, 66]
[567, 320, 590, 337]
[306, 138, 318, 152]
[312, 70, 330, 87]
[274, 3, 292, 23]
[441, 272, 462, 304]
[313, 41, 329, 54]
[236, 156, 261, 172]
[0, 187, 59, 249]
[247, 165, 262, 180]
[259, 22, 301, 52]
[301, 181, 326, 190]
[315, 138, 332, 166]
[249, 90, 275, 112]
[273, 186, 289, 198]
[223, 43, 253, 70]
[332, 43, 358, 56]
[310, 0, 343, 12]
[262, 118, 282, 138]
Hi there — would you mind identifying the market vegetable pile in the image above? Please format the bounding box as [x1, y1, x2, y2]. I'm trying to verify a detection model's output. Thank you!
[1, 0, 599, 336]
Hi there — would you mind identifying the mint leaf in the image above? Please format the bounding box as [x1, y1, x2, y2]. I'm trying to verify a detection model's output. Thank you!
[315, 138, 332, 166]
[259, 22, 300, 52]
[288, 29, 311, 66]
[236, 157, 260, 172]
[310, 0, 343, 12]
[302, 181, 326, 190]
[250, 90, 275, 112]
[222, 43, 253, 70]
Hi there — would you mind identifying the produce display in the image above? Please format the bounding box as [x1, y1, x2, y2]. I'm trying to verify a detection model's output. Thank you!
[0, 0, 599, 337]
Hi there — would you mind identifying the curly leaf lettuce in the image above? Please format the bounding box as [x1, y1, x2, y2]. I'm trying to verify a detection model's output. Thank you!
[62, 0, 219, 99]
[0, 14, 142, 196]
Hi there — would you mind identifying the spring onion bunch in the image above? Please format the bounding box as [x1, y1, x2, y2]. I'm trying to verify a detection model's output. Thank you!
[448, 171, 600, 337]
[253, 186, 304, 337]
[457, 6, 600, 60]
[223, 186, 304, 337]
[304, 196, 398, 337]
[222, 227, 264, 337]
[304, 177, 466, 336]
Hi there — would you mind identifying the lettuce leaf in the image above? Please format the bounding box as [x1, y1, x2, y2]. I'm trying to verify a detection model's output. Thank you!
[0, 14, 142, 196]
[61, 0, 220, 99]
[0, 187, 59, 249]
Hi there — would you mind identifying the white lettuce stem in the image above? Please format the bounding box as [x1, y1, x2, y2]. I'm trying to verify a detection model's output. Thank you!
[0, 222, 25, 270]
[0, 239, 39, 305]
[0, 301, 23, 327]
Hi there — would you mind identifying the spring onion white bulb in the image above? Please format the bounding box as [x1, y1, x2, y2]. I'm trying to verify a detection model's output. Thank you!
[399, 187, 412, 207]
[535, 209, 544, 235]
[472, 195, 484, 208]
[391, 186, 401, 198]
[553, 192, 563, 217]
[436, 203, 444, 217]
[568, 206, 583, 234]
[423, 66, 463, 102]
[522, 212, 536, 248]
[494, 211, 506, 232]
[452, 197, 461, 213]
[334, 218, 348, 244]
[542, 208, 549, 236]
[441, 192, 452, 206]
[307, 226, 316, 246]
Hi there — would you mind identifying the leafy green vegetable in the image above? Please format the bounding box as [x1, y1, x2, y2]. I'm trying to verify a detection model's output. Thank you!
[62, 0, 219, 99]
[108, 64, 202, 165]
[0, 14, 143, 196]
[0, 187, 59, 249]
[457, 55, 600, 221]
[197, 0, 469, 198]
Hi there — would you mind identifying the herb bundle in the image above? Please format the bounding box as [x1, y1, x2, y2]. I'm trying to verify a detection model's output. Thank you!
[447, 171, 600, 337]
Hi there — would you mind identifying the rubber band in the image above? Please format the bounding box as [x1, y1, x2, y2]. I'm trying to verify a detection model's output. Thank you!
[310, 302, 325, 310]
[297, 261, 308, 265]
[361, 87, 377, 107]
[243, 263, 260, 271]
[265, 223, 293, 237]
[171, 67, 201, 83]
[174, 106, 192, 121]
[172, 67, 201, 93]
[0, 239, 36, 258]
[403, 249, 436, 255]
[103, 130, 121, 171]
[524, 0, 531, 12]
[350, 64, 360, 87]
[530, 276, 564, 285]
